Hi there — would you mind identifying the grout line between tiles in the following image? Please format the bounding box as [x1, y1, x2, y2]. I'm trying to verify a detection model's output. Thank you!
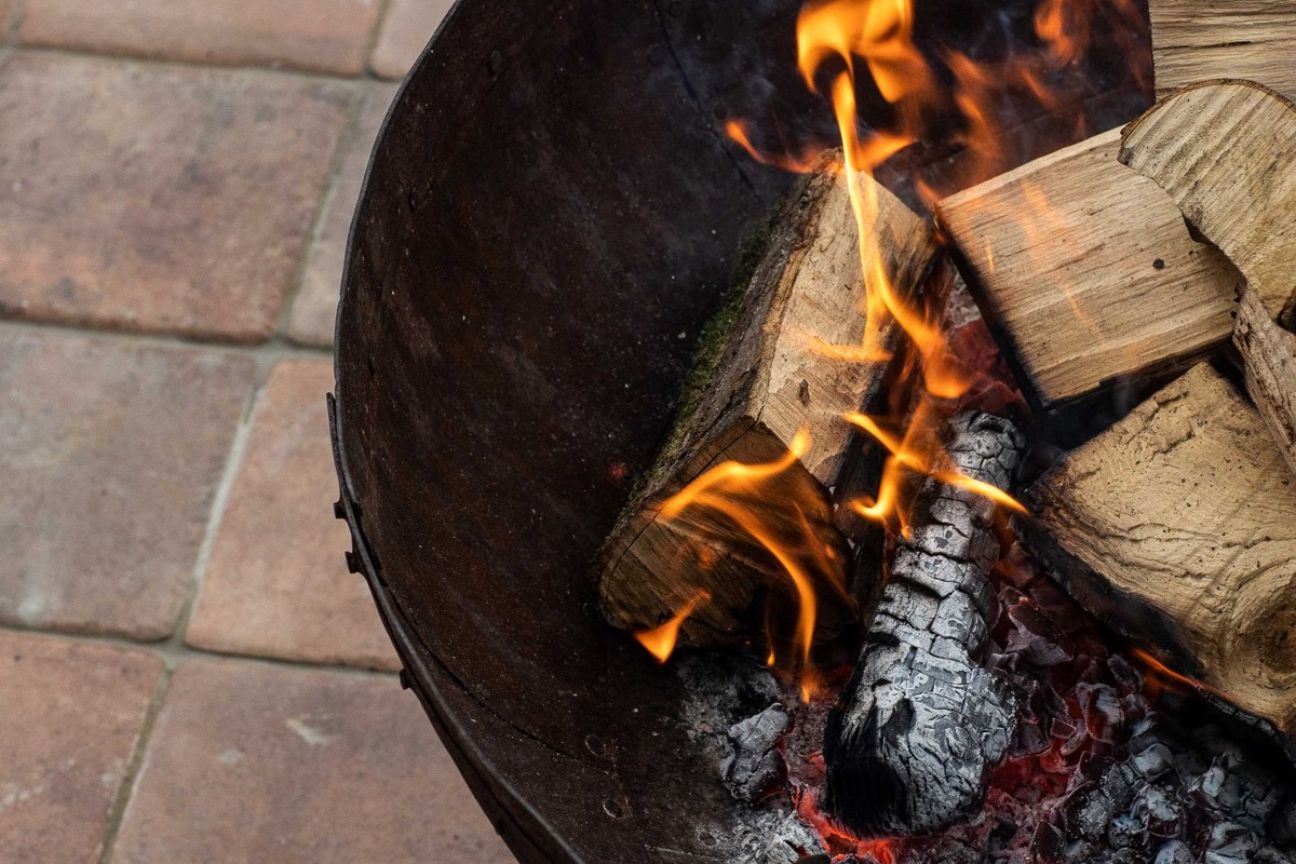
[274, 82, 369, 345]
[163, 369, 265, 658]
[96, 665, 173, 864]
[0, 621, 400, 679]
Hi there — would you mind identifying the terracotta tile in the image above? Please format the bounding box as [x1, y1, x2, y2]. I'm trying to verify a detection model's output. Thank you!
[370, 0, 454, 80]
[288, 83, 397, 347]
[112, 658, 512, 863]
[186, 359, 397, 669]
[19, 0, 383, 75]
[0, 329, 256, 640]
[0, 631, 163, 863]
[0, 54, 353, 342]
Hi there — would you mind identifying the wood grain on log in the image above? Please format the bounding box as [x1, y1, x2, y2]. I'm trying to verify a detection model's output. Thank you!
[1020, 364, 1296, 740]
[1235, 289, 1296, 478]
[935, 128, 1239, 408]
[1120, 80, 1296, 327]
[599, 158, 937, 646]
[824, 412, 1023, 837]
[1119, 80, 1296, 470]
[1150, 0, 1296, 99]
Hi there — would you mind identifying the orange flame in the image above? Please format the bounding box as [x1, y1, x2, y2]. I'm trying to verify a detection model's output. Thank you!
[1130, 647, 1230, 702]
[650, 431, 845, 699]
[635, 591, 711, 662]
[639, 0, 1120, 683]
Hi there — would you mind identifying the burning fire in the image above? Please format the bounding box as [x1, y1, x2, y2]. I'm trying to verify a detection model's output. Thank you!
[629, 0, 1134, 693]
[646, 430, 846, 700]
[1130, 647, 1230, 702]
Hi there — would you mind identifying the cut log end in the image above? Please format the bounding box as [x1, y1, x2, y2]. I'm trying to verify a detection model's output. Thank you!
[598, 157, 936, 647]
[1021, 364, 1296, 739]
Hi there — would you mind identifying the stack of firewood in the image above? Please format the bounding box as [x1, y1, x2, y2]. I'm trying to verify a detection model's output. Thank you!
[597, 0, 1296, 840]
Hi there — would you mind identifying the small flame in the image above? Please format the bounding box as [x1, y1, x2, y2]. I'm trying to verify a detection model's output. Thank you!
[1130, 647, 1229, 702]
[844, 407, 1026, 531]
[648, 430, 845, 697]
[724, 120, 823, 174]
[635, 591, 711, 662]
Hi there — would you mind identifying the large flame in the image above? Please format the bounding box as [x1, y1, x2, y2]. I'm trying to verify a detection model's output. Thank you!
[637, 0, 1126, 689]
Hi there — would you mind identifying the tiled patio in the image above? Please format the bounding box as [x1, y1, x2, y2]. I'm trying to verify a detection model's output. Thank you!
[0, 2, 512, 860]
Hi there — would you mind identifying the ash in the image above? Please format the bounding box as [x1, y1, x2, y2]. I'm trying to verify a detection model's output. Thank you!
[672, 536, 1296, 864]
[675, 653, 829, 864]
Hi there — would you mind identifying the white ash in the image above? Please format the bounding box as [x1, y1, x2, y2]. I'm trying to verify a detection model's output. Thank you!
[675, 652, 827, 864]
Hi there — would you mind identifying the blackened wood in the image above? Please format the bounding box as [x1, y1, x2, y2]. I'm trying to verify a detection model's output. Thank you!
[823, 412, 1024, 837]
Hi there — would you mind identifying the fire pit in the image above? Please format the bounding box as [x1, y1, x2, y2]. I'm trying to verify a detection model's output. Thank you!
[329, 1, 1296, 862]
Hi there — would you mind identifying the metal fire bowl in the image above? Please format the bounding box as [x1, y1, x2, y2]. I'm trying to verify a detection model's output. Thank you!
[328, 1, 1148, 861]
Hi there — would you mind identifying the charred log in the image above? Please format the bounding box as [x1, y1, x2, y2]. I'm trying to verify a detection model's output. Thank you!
[823, 412, 1025, 837]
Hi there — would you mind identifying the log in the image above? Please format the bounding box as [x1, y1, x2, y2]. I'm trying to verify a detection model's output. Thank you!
[1119, 80, 1296, 472]
[1150, 0, 1296, 99]
[1018, 363, 1296, 742]
[935, 128, 1240, 408]
[1119, 80, 1296, 326]
[823, 412, 1024, 837]
[599, 157, 938, 646]
[1235, 289, 1296, 478]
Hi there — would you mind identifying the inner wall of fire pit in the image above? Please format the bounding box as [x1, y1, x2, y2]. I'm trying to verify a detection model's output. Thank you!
[332, 1, 1150, 862]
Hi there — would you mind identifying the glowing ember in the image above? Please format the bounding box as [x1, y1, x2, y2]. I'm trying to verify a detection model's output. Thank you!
[1130, 646, 1231, 702]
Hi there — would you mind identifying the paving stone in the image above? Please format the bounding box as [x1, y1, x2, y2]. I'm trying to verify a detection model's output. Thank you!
[0, 328, 256, 639]
[370, 0, 454, 79]
[0, 53, 353, 342]
[0, 631, 163, 864]
[112, 658, 513, 863]
[19, 0, 384, 75]
[186, 359, 398, 669]
[288, 83, 397, 347]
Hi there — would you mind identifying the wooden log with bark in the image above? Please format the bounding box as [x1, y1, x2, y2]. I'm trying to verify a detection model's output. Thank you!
[598, 156, 938, 646]
[823, 412, 1024, 837]
[1150, 0, 1296, 99]
[935, 128, 1240, 408]
[1120, 79, 1296, 471]
[1018, 363, 1296, 742]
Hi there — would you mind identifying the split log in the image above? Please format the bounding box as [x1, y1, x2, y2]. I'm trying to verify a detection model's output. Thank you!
[1235, 290, 1296, 478]
[1119, 80, 1296, 326]
[935, 128, 1240, 408]
[1018, 363, 1296, 742]
[824, 412, 1024, 837]
[1119, 79, 1296, 471]
[1149, 0, 1296, 99]
[599, 156, 937, 646]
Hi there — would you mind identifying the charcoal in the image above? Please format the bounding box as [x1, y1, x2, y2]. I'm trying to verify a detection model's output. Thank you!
[721, 704, 790, 802]
[1153, 840, 1194, 864]
[1204, 821, 1261, 864]
[1133, 745, 1175, 782]
[824, 413, 1024, 837]
[1139, 784, 1184, 839]
[1256, 847, 1296, 864]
